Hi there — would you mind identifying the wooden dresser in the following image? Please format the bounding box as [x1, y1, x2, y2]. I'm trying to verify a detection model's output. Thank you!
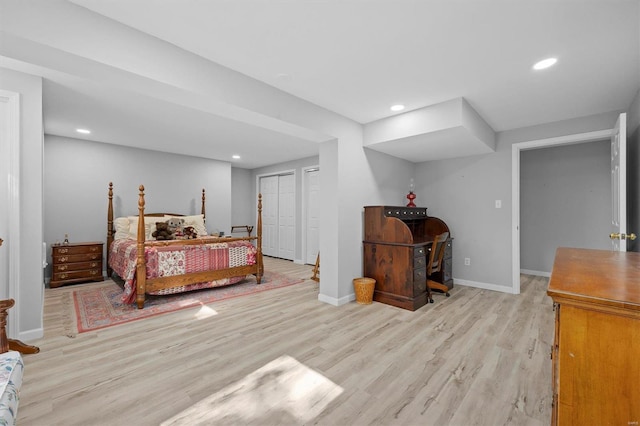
[50, 241, 104, 288]
[547, 247, 640, 425]
[363, 206, 452, 311]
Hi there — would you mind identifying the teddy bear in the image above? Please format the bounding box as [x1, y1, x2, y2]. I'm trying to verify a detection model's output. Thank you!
[166, 217, 185, 237]
[152, 221, 174, 240]
[183, 226, 198, 239]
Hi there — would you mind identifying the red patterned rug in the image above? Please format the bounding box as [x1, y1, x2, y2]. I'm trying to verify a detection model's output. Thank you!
[70, 271, 304, 334]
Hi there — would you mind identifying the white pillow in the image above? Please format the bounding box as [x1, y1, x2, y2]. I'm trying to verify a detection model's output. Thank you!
[128, 216, 170, 240]
[114, 217, 132, 240]
[167, 214, 207, 237]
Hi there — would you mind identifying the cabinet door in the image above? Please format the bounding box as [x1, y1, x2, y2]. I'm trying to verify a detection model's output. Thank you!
[557, 304, 640, 424]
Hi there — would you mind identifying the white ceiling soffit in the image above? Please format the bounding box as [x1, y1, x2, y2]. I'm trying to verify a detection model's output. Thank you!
[42, 79, 322, 170]
[364, 98, 495, 162]
[0, 55, 322, 169]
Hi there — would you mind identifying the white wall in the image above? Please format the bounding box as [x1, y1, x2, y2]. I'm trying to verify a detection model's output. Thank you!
[520, 140, 611, 273]
[415, 111, 622, 291]
[0, 68, 44, 340]
[44, 136, 232, 279]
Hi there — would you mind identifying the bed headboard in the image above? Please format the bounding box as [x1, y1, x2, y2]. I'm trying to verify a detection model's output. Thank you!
[106, 183, 207, 273]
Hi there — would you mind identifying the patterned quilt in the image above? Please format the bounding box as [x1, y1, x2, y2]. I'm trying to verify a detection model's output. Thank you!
[109, 239, 257, 304]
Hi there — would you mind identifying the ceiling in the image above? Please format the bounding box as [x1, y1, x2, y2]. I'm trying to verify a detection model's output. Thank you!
[2, 0, 639, 168]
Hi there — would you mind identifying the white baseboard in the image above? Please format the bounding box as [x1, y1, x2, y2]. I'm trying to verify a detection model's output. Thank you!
[520, 269, 551, 277]
[454, 278, 517, 294]
[293, 258, 305, 265]
[318, 292, 355, 306]
[19, 327, 43, 342]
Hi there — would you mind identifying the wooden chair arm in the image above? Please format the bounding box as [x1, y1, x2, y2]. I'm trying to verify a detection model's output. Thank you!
[0, 299, 39, 354]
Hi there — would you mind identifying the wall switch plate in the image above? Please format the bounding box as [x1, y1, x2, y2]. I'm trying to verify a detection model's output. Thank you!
[495, 200, 502, 208]
[464, 257, 471, 266]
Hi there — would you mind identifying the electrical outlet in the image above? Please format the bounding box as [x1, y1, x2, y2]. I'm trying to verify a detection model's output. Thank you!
[495, 200, 502, 208]
[464, 257, 471, 266]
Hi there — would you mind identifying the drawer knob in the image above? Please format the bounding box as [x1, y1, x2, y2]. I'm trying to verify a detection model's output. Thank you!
[91, 255, 99, 260]
[59, 273, 68, 279]
[91, 270, 98, 275]
[57, 265, 68, 271]
[59, 256, 68, 262]
[90, 262, 98, 268]
[90, 247, 98, 252]
[59, 248, 68, 254]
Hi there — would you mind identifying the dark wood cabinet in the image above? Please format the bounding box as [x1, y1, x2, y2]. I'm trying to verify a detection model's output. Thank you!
[50, 242, 104, 288]
[363, 206, 452, 311]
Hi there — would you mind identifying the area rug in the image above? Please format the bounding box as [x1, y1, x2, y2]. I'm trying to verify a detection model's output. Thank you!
[69, 271, 304, 334]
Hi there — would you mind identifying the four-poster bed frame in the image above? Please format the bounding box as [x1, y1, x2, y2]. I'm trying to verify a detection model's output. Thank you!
[107, 183, 263, 309]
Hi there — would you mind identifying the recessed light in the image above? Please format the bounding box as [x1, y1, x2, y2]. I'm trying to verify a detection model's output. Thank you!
[390, 104, 405, 112]
[232, 155, 241, 159]
[533, 57, 557, 70]
[76, 128, 91, 134]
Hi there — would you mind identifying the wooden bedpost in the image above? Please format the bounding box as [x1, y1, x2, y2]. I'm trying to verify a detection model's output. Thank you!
[136, 185, 147, 309]
[256, 193, 263, 281]
[201, 188, 206, 221]
[107, 182, 114, 278]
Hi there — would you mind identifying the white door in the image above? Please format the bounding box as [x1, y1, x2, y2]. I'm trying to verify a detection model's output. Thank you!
[260, 176, 279, 257]
[610, 113, 627, 251]
[278, 174, 295, 260]
[305, 169, 320, 265]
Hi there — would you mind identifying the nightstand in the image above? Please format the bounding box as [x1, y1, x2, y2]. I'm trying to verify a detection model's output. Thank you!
[50, 242, 104, 288]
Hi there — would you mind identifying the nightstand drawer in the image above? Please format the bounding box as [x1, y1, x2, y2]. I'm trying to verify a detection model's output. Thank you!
[53, 260, 101, 273]
[52, 245, 102, 255]
[52, 268, 102, 282]
[53, 253, 101, 263]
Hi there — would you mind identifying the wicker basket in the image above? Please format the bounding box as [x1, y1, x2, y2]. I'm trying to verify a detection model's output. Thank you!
[353, 277, 376, 305]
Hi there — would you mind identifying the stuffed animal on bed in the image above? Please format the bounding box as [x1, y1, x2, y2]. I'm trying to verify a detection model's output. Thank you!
[183, 226, 198, 239]
[166, 217, 185, 236]
[152, 221, 174, 240]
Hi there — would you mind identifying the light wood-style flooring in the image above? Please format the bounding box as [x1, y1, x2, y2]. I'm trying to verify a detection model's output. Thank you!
[19, 257, 553, 425]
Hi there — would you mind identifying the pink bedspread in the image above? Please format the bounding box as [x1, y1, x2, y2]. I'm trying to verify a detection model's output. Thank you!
[109, 239, 257, 304]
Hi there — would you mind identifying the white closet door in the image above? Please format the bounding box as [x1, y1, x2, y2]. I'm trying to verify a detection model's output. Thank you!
[305, 169, 320, 265]
[278, 174, 295, 260]
[260, 176, 279, 257]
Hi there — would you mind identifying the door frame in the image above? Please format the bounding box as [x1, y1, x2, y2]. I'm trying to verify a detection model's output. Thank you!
[0, 90, 21, 338]
[301, 165, 320, 265]
[511, 129, 612, 294]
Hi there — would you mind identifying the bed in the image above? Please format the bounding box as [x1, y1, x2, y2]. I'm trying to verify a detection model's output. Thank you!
[106, 183, 264, 309]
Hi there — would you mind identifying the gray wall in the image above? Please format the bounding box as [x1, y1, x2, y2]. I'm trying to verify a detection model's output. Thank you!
[520, 140, 611, 273]
[415, 111, 622, 291]
[0, 68, 44, 340]
[231, 167, 252, 235]
[44, 135, 232, 280]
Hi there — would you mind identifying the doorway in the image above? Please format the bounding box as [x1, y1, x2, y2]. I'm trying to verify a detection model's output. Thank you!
[511, 129, 613, 294]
